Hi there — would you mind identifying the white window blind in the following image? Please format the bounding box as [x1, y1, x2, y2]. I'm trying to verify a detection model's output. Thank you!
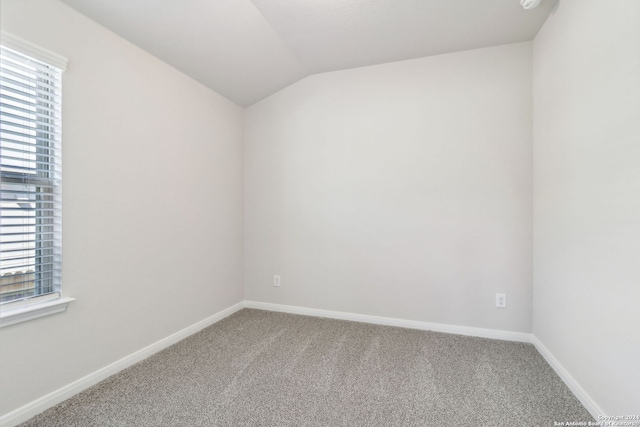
[0, 44, 63, 305]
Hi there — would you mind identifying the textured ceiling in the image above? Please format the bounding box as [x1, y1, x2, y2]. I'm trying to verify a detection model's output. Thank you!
[60, 0, 556, 107]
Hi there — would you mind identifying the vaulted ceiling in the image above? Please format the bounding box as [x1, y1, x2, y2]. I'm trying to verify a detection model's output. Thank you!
[60, 0, 557, 107]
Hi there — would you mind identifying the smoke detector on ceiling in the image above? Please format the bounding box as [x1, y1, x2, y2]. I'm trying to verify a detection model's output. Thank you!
[520, 0, 542, 9]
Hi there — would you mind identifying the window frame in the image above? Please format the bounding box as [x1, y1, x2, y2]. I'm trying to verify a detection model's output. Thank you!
[0, 31, 73, 327]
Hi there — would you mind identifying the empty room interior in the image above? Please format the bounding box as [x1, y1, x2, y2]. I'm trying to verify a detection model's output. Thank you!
[0, 0, 638, 425]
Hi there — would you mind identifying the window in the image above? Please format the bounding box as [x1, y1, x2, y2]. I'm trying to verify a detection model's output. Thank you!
[0, 33, 70, 325]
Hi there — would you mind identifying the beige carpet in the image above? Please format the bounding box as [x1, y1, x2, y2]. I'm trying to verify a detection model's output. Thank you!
[20, 309, 593, 426]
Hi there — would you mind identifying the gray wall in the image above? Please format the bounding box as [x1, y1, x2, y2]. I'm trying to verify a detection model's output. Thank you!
[533, 0, 640, 414]
[244, 42, 533, 333]
[0, 0, 244, 416]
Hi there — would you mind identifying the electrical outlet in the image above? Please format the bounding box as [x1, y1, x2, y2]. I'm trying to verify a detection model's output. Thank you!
[496, 293, 507, 308]
[273, 275, 281, 287]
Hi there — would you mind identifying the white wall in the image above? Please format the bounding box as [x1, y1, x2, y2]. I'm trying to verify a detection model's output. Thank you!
[6, 0, 635, 418]
[533, 0, 640, 415]
[244, 43, 533, 332]
[0, 0, 244, 417]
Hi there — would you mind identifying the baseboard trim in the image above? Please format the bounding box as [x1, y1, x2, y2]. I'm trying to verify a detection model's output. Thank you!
[244, 300, 532, 343]
[0, 301, 244, 427]
[530, 336, 606, 420]
[246, 301, 606, 419]
[2, 300, 606, 426]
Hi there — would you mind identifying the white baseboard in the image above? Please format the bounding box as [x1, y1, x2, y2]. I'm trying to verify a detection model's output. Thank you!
[244, 300, 532, 343]
[0, 301, 244, 427]
[530, 336, 606, 420]
[246, 301, 606, 420]
[2, 300, 606, 426]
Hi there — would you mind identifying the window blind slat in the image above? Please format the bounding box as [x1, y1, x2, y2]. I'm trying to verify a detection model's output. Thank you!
[0, 94, 60, 115]
[0, 263, 56, 275]
[0, 141, 60, 157]
[0, 83, 61, 104]
[0, 102, 61, 118]
[0, 120, 61, 137]
[0, 155, 61, 169]
[0, 247, 59, 255]
[1, 253, 56, 261]
[1, 111, 61, 129]
[0, 71, 62, 91]
[0, 52, 63, 78]
[0, 67, 61, 91]
[1, 130, 60, 146]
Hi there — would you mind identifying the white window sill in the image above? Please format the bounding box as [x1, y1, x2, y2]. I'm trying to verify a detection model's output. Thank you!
[0, 297, 75, 328]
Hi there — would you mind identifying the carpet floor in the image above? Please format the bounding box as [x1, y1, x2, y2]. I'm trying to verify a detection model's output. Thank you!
[20, 309, 593, 426]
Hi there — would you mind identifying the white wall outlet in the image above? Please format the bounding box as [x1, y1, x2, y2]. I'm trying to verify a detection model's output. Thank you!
[273, 275, 281, 287]
[496, 293, 507, 308]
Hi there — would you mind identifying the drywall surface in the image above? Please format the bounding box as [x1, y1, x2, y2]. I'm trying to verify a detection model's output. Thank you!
[245, 43, 533, 333]
[0, 0, 243, 417]
[533, 0, 640, 415]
